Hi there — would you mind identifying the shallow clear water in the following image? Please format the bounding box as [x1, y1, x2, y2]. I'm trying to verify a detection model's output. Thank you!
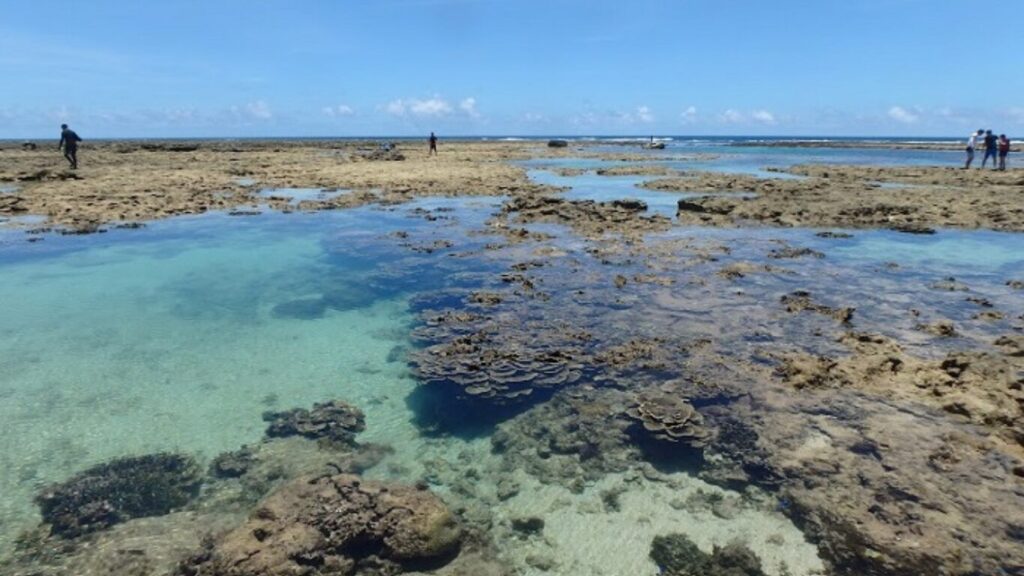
[527, 169, 757, 217]
[258, 186, 350, 205]
[522, 141, 962, 180]
[0, 200, 843, 574]
[1, 147, 1021, 574]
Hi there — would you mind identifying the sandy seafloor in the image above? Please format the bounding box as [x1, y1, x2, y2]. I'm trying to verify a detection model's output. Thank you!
[0, 139, 1022, 576]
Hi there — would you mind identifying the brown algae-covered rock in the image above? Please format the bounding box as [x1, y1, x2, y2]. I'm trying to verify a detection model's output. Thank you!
[180, 474, 461, 575]
[35, 453, 202, 538]
[262, 399, 366, 444]
[625, 388, 712, 447]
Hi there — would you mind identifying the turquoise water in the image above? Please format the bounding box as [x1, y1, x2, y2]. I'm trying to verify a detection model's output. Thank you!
[0, 203, 833, 575]
[527, 169, 757, 217]
[523, 141, 962, 180]
[1, 146, 1021, 574]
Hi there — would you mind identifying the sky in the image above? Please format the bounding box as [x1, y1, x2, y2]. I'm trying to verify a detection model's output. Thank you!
[1, 0, 1022, 138]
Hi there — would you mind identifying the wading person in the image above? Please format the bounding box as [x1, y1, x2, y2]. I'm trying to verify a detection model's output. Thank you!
[58, 123, 82, 169]
[981, 130, 998, 169]
[428, 131, 438, 156]
[964, 129, 983, 169]
[998, 134, 1010, 170]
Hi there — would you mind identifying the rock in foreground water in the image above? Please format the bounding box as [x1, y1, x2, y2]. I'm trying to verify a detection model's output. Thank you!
[180, 474, 462, 575]
[35, 452, 202, 538]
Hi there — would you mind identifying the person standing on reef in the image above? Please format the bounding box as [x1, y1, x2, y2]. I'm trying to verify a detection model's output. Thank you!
[58, 123, 82, 169]
[998, 134, 1010, 171]
[964, 128, 983, 169]
[428, 132, 438, 156]
[981, 130, 999, 169]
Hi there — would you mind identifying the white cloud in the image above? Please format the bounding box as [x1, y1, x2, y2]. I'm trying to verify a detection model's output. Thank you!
[1008, 107, 1024, 124]
[636, 106, 654, 123]
[523, 112, 546, 123]
[720, 109, 745, 124]
[383, 97, 453, 117]
[410, 97, 452, 116]
[384, 99, 407, 116]
[322, 104, 354, 117]
[224, 101, 272, 121]
[888, 106, 919, 124]
[751, 110, 777, 125]
[47, 105, 72, 122]
[459, 97, 481, 118]
[245, 100, 272, 120]
[680, 106, 698, 124]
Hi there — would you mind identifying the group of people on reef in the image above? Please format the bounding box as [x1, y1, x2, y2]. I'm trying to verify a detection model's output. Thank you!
[965, 128, 1011, 170]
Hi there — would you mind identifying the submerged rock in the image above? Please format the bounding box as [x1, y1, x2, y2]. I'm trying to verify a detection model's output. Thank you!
[780, 290, 855, 323]
[209, 445, 257, 479]
[410, 312, 590, 405]
[625, 388, 712, 447]
[262, 399, 366, 444]
[35, 453, 202, 538]
[650, 533, 766, 576]
[180, 474, 462, 575]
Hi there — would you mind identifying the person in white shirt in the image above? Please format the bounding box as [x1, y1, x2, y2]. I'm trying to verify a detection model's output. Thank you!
[964, 129, 984, 169]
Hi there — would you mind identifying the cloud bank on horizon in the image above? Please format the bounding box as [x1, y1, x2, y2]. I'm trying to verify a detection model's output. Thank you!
[1, 0, 1021, 138]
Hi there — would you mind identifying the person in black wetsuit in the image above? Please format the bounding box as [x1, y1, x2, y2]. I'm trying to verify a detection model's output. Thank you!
[428, 132, 438, 156]
[981, 130, 998, 169]
[58, 124, 82, 169]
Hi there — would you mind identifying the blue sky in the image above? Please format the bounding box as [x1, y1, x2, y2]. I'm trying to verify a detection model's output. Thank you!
[1, 0, 1021, 137]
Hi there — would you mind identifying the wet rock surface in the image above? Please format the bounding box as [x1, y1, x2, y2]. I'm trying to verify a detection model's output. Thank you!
[650, 533, 766, 576]
[625, 387, 713, 447]
[180, 474, 462, 576]
[263, 400, 367, 445]
[4, 151, 1024, 576]
[502, 193, 671, 237]
[644, 165, 1024, 231]
[35, 453, 202, 538]
[780, 290, 854, 323]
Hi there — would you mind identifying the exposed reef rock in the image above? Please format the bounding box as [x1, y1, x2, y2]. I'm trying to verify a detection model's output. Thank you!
[914, 320, 957, 338]
[625, 387, 713, 447]
[645, 165, 1024, 231]
[358, 146, 405, 161]
[650, 533, 766, 576]
[780, 290, 855, 323]
[767, 246, 824, 259]
[263, 400, 366, 445]
[35, 453, 202, 538]
[180, 474, 462, 576]
[503, 194, 671, 237]
[773, 332, 1024, 445]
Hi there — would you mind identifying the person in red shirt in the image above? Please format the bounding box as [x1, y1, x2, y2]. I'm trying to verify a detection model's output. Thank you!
[997, 134, 1010, 171]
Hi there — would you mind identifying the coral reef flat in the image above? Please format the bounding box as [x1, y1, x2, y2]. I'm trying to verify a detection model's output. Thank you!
[0, 139, 1022, 576]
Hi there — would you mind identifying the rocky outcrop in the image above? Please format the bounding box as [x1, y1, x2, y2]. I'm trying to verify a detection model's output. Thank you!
[503, 194, 670, 237]
[35, 453, 202, 538]
[625, 388, 713, 447]
[410, 309, 590, 405]
[773, 332, 1024, 445]
[650, 533, 766, 576]
[780, 290, 855, 323]
[263, 400, 366, 445]
[180, 474, 462, 575]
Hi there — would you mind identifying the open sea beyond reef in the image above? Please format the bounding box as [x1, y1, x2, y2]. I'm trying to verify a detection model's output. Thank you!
[0, 140, 1021, 575]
